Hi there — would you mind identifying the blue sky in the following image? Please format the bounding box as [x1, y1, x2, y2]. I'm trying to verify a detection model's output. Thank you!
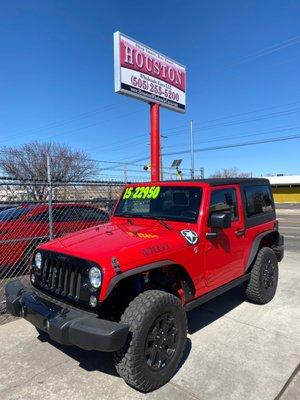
[0, 0, 299, 179]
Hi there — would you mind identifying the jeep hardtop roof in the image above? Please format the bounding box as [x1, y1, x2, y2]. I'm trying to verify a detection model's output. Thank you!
[177, 178, 269, 186]
[135, 178, 270, 186]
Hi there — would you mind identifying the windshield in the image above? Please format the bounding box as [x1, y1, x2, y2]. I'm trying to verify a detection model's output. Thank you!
[114, 185, 202, 223]
[0, 206, 31, 221]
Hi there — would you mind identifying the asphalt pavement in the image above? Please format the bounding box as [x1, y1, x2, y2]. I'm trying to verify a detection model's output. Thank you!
[277, 210, 300, 253]
[0, 212, 299, 400]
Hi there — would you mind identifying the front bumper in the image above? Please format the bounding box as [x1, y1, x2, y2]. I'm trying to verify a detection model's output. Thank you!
[5, 280, 129, 352]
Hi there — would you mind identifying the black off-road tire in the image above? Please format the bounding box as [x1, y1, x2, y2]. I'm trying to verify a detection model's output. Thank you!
[245, 247, 278, 304]
[114, 290, 187, 392]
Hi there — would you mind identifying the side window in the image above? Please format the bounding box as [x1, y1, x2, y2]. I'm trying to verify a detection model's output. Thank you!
[210, 188, 238, 221]
[28, 211, 49, 222]
[75, 207, 107, 221]
[52, 208, 78, 222]
[244, 185, 274, 217]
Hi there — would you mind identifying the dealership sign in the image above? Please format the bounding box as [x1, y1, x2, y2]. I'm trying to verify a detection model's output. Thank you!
[114, 32, 186, 113]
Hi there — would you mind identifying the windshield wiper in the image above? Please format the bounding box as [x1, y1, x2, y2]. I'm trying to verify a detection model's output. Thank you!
[139, 214, 172, 230]
[114, 212, 137, 224]
[114, 213, 173, 230]
[152, 216, 173, 230]
[114, 212, 136, 218]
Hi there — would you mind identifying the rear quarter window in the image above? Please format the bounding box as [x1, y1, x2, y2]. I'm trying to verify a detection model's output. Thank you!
[244, 185, 274, 217]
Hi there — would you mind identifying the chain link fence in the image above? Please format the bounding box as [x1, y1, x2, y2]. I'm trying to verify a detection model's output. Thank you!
[0, 176, 127, 322]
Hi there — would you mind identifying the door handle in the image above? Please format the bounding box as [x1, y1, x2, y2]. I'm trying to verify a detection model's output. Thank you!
[206, 232, 218, 240]
[235, 228, 245, 237]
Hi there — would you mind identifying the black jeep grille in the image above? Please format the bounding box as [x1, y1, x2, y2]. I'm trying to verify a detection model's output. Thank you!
[40, 256, 82, 300]
[33, 251, 100, 309]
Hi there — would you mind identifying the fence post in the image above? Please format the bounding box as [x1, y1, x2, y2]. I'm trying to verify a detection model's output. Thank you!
[46, 154, 54, 240]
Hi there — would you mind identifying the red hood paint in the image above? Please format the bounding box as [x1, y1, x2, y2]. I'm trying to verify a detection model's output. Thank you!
[39, 219, 192, 272]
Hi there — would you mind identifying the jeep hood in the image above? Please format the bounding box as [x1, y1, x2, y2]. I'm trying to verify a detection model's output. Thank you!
[40, 220, 192, 271]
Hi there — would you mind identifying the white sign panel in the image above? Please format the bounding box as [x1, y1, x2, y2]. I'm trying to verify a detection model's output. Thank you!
[114, 31, 186, 113]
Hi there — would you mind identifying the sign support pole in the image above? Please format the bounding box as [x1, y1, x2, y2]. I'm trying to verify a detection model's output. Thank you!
[150, 103, 160, 182]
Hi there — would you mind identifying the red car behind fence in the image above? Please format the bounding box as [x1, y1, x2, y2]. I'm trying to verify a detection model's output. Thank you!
[0, 203, 109, 274]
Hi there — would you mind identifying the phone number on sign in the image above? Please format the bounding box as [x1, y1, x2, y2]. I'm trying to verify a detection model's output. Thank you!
[130, 76, 180, 102]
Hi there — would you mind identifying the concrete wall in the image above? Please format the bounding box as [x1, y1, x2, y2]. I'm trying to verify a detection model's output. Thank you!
[272, 186, 300, 203]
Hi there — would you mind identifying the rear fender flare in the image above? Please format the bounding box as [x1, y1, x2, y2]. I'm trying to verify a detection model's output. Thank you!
[245, 230, 280, 271]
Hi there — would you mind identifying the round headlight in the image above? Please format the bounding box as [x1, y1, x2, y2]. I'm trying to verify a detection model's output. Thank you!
[34, 252, 42, 269]
[89, 267, 102, 288]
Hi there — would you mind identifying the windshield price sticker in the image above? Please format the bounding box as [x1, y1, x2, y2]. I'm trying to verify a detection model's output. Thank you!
[123, 186, 161, 200]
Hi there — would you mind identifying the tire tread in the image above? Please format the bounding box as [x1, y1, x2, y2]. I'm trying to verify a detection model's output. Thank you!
[245, 247, 278, 304]
[114, 290, 187, 392]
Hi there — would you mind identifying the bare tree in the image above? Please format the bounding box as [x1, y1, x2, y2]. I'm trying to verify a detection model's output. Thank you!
[209, 167, 251, 178]
[0, 141, 98, 200]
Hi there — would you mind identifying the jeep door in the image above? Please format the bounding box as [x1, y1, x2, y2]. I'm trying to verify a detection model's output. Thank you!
[203, 185, 246, 287]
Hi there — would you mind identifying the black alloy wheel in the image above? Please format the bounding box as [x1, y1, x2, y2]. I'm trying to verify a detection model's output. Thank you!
[145, 312, 178, 370]
[262, 257, 276, 289]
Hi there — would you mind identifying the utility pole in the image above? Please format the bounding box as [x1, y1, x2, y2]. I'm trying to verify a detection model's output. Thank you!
[190, 120, 195, 179]
[160, 134, 167, 181]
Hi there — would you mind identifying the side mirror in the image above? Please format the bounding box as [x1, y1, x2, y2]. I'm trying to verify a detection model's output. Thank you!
[209, 211, 231, 229]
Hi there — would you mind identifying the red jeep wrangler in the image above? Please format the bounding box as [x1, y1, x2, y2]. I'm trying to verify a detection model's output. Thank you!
[6, 178, 284, 392]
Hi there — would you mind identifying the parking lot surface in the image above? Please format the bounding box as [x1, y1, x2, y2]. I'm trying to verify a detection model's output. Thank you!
[0, 212, 299, 400]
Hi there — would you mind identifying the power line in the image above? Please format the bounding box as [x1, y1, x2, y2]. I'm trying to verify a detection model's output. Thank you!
[125, 102, 300, 148]
[122, 133, 300, 165]
[2, 99, 297, 155]
[0, 109, 144, 146]
[162, 133, 300, 157]
[162, 100, 300, 135]
[229, 36, 300, 66]
[1, 133, 298, 174]
[83, 133, 148, 153]
[0, 148, 148, 169]
[0, 103, 121, 144]
[162, 124, 300, 150]
[1, 101, 299, 174]
[80, 101, 300, 154]
[98, 120, 300, 156]
[167, 106, 300, 138]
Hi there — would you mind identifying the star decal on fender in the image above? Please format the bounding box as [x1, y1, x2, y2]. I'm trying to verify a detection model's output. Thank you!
[180, 230, 199, 245]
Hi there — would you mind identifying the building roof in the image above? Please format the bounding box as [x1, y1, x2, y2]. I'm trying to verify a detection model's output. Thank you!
[263, 175, 300, 186]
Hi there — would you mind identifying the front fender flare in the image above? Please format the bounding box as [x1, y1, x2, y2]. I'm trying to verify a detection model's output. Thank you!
[104, 260, 173, 299]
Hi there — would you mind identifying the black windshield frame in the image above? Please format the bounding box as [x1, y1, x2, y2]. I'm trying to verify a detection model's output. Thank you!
[114, 186, 202, 223]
